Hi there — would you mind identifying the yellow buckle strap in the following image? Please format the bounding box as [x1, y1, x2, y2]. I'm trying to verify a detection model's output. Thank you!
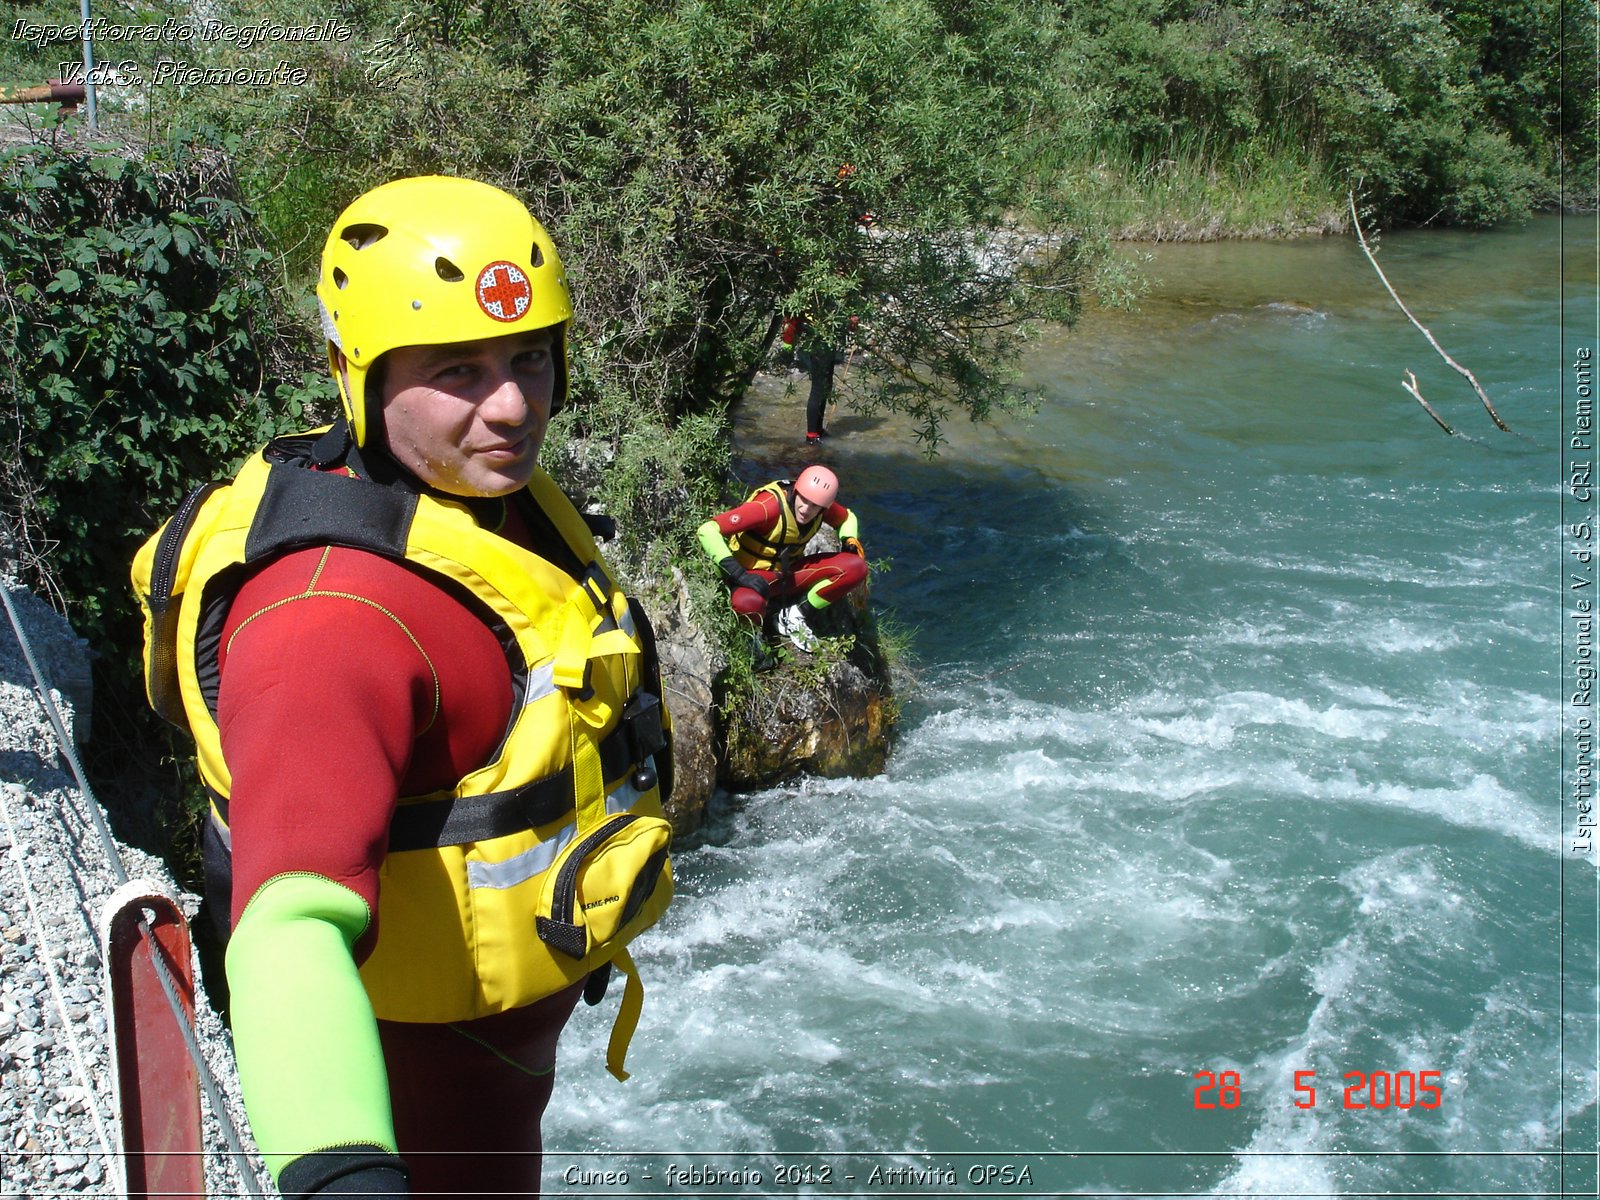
[556, 623, 638, 693]
[569, 694, 607, 831]
[588, 628, 639, 661]
[605, 949, 645, 1082]
[553, 606, 591, 690]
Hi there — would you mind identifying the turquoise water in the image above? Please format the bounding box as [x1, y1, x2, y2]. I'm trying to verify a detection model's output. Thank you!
[546, 216, 1598, 1198]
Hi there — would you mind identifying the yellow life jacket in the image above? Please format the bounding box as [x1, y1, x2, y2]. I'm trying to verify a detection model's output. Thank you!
[727, 480, 825, 573]
[131, 429, 673, 1078]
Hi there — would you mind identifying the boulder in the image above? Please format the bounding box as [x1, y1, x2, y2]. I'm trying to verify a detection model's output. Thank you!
[647, 567, 723, 834]
[719, 610, 893, 784]
[650, 559, 894, 831]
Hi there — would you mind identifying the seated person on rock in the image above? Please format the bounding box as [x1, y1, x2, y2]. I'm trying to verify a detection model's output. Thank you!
[696, 464, 868, 648]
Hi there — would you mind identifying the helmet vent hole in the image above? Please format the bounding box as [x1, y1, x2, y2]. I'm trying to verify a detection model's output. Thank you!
[529, 244, 544, 268]
[332, 267, 348, 290]
[434, 257, 464, 283]
[341, 222, 388, 250]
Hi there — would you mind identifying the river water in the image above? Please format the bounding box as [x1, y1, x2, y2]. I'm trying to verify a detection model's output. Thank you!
[545, 215, 1599, 1198]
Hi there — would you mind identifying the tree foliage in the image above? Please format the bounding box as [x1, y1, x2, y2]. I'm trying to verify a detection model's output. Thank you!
[0, 129, 327, 852]
[0, 133, 322, 649]
[1050, 0, 1587, 226]
[186, 0, 1089, 470]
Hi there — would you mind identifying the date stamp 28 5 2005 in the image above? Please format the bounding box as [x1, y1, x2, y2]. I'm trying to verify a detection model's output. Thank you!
[1193, 1067, 1445, 1111]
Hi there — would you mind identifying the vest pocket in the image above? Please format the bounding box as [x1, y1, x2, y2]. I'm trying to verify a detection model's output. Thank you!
[378, 808, 673, 1023]
[536, 813, 672, 958]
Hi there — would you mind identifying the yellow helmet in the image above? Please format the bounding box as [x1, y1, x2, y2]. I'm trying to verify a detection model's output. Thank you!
[316, 176, 573, 447]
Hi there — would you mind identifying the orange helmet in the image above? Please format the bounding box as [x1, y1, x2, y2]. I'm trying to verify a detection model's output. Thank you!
[794, 464, 839, 508]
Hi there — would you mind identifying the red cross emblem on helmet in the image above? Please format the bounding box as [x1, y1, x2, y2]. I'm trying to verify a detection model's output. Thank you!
[476, 261, 532, 322]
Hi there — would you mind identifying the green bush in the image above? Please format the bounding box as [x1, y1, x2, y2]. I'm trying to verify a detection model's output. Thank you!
[1050, 0, 1579, 227]
[0, 132, 326, 646]
[0, 130, 329, 853]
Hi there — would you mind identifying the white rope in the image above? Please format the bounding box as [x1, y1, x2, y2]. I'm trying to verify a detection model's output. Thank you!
[0, 783, 118, 1162]
[0, 585, 126, 886]
[0, 580, 266, 1197]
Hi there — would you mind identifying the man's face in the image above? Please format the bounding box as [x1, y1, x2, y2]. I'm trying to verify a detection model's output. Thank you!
[793, 494, 822, 524]
[378, 329, 557, 497]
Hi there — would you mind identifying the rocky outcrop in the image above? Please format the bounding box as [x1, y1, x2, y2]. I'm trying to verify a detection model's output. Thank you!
[649, 563, 895, 834]
[646, 567, 723, 833]
[550, 433, 898, 832]
[718, 600, 893, 785]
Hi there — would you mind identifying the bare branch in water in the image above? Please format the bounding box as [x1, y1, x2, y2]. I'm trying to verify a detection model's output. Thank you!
[1402, 369, 1457, 435]
[1349, 193, 1510, 432]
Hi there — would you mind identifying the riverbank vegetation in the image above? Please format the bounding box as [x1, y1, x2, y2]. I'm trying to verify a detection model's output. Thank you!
[3, 0, 1581, 515]
[0, 0, 1590, 853]
[0, 139, 317, 855]
[1037, 0, 1587, 236]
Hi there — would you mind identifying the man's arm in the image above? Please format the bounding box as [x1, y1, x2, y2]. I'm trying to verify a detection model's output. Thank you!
[697, 495, 783, 589]
[827, 503, 864, 555]
[215, 548, 492, 1196]
[227, 875, 405, 1193]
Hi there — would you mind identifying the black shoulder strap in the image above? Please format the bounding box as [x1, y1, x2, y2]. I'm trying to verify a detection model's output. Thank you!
[142, 479, 226, 729]
[245, 457, 418, 563]
[626, 597, 674, 804]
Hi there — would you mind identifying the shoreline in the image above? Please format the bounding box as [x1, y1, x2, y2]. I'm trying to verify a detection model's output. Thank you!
[1110, 211, 1347, 241]
[1104, 201, 1584, 244]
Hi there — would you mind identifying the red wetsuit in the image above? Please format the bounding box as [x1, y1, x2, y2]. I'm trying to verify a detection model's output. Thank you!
[216, 497, 582, 1196]
[705, 490, 867, 620]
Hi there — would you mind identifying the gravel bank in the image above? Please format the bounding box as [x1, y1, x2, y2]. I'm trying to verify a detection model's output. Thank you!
[0, 553, 266, 1198]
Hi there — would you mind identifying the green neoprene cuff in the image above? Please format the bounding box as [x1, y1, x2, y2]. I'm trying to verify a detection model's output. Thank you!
[838, 508, 860, 541]
[226, 872, 396, 1182]
[696, 519, 733, 564]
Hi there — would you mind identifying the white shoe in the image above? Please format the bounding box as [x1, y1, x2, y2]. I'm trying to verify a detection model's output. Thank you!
[775, 602, 818, 650]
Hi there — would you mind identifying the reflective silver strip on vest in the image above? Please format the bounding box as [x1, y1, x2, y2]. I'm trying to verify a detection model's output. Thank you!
[523, 661, 557, 709]
[465, 786, 640, 891]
